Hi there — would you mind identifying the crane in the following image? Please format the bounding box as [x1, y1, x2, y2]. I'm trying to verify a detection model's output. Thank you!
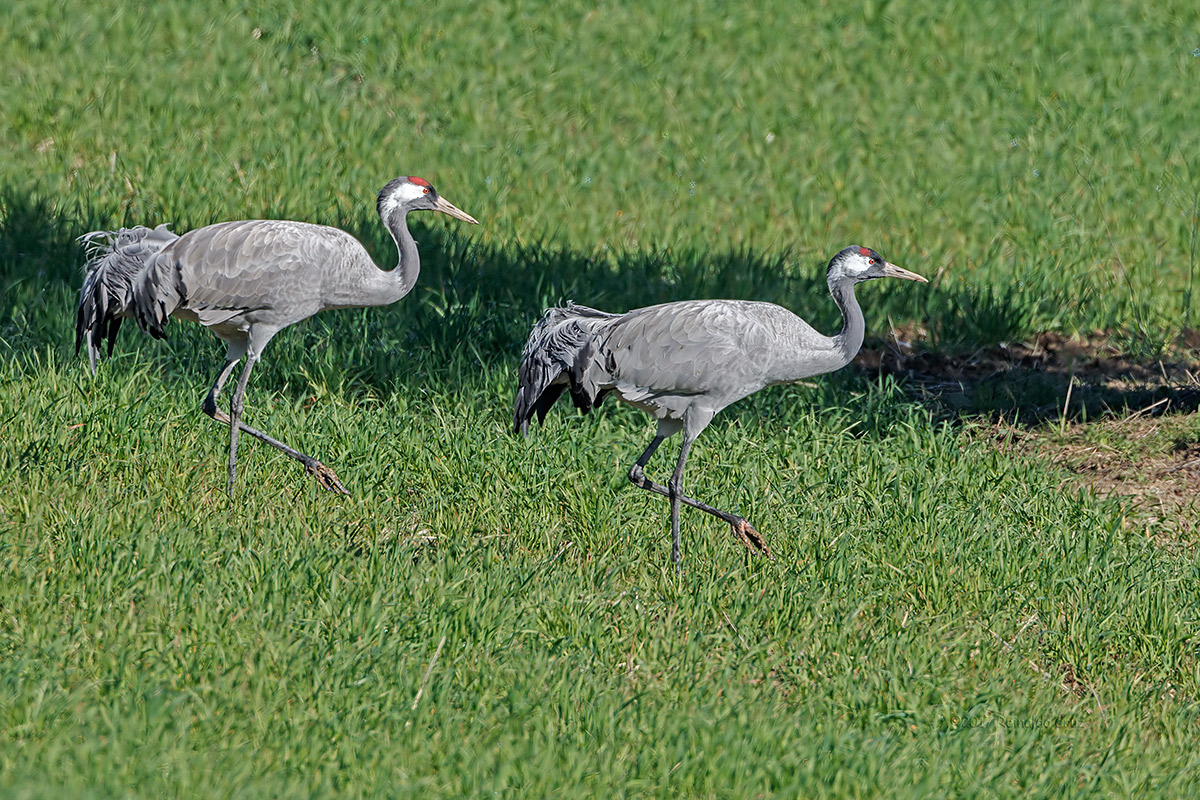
[76, 176, 478, 496]
[513, 246, 928, 566]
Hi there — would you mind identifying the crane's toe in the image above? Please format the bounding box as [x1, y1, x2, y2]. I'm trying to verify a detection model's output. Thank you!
[307, 462, 350, 496]
[731, 518, 773, 561]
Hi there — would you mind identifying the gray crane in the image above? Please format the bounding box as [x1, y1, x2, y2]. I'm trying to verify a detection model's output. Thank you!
[76, 176, 478, 495]
[513, 246, 928, 565]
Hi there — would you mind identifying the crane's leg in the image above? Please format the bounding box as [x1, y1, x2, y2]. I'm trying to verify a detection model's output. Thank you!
[627, 435, 666, 486]
[226, 351, 259, 495]
[203, 342, 348, 496]
[626, 428, 772, 561]
[666, 435, 693, 567]
[202, 352, 244, 420]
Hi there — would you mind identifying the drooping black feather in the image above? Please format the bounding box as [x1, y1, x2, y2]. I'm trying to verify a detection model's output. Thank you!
[75, 224, 178, 370]
[512, 302, 619, 435]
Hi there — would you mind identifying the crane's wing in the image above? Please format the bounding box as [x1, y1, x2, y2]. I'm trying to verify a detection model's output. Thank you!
[138, 220, 360, 331]
[599, 300, 780, 402]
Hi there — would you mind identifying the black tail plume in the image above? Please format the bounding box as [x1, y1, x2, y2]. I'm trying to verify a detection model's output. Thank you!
[75, 224, 177, 371]
[512, 302, 618, 435]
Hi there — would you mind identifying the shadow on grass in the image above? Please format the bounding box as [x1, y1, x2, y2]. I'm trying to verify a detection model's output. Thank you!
[0, 187, 97, 284]
[855, 331, 1200, 426]
[2, 183, 1197, 428]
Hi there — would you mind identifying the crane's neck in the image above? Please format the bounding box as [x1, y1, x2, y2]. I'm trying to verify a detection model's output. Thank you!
[377, 207, 420, 303]
[768, 275, 867, 385]
[321, 207, 422, 311]
[829, 276, 866, 366]
[350, 205, 422, 309]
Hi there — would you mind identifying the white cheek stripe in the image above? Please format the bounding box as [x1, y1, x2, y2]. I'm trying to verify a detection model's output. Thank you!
[849, 255, 873, 275]
[395, 183, 427, 202]
[383, 183, 428, 214]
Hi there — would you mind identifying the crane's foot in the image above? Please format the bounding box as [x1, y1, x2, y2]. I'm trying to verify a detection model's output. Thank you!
[305, 461, 350, 496]
[731, 518, 774, 561]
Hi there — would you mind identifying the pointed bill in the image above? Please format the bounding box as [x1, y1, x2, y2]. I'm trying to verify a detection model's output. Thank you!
[433, 195, 479, 224]
[882, 262, 928, 283]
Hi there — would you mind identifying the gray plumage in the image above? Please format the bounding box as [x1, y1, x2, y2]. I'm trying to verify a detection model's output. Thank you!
[76, 176, 478, 495]
[513, 246, 928, 565]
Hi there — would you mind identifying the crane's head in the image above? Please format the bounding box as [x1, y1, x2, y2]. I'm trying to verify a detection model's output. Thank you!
[377, 177, 479, 224]
[828, 246, 927, 284]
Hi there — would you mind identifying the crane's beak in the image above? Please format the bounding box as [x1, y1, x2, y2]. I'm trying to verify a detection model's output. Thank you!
[434, 195, 479, 225]
[882, 262, 928, 283]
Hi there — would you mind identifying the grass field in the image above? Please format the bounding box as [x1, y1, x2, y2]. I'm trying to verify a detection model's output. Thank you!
[3, 0, 1200, 796]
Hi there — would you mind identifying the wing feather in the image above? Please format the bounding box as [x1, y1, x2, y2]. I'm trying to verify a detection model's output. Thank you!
[601, 300, 777, 399]
[138, 220, 362, 331]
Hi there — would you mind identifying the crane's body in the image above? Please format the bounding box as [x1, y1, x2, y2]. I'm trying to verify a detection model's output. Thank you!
[542, 298, 858, 422]
[76, 177, 478, 495]
[138, 220, 412, 335]
[513, 246, 928, 565]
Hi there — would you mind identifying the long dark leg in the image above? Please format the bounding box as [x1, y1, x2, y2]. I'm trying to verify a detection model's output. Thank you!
[627, 435, 666, 486]
[226, 353, 257, 495]
[205, 354, 348, 496]
[667, 436, 693, 566]
[202, 355, 242, 420]
[626, 434, 773, 561]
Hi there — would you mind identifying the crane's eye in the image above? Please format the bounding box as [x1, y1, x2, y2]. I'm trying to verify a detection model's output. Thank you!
[868, 258, 876, 265]
[422, 187, 430, 194]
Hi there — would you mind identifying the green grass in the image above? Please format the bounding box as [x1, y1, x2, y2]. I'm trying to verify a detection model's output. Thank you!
[4, 0, 1200, 797]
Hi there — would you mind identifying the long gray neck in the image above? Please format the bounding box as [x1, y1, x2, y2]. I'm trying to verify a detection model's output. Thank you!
[353, 208, 419, 307]
[770, 275, 867, 384]
[323, 207, 421, 310]
[829, 276, 865, 365]
[378, 207, 420, 303]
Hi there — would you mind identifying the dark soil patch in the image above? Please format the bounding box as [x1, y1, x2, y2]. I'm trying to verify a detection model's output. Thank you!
[991, 417, 1200, 541]
[855, 330, 1200, 540]
[855, 329, 1200, 424]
